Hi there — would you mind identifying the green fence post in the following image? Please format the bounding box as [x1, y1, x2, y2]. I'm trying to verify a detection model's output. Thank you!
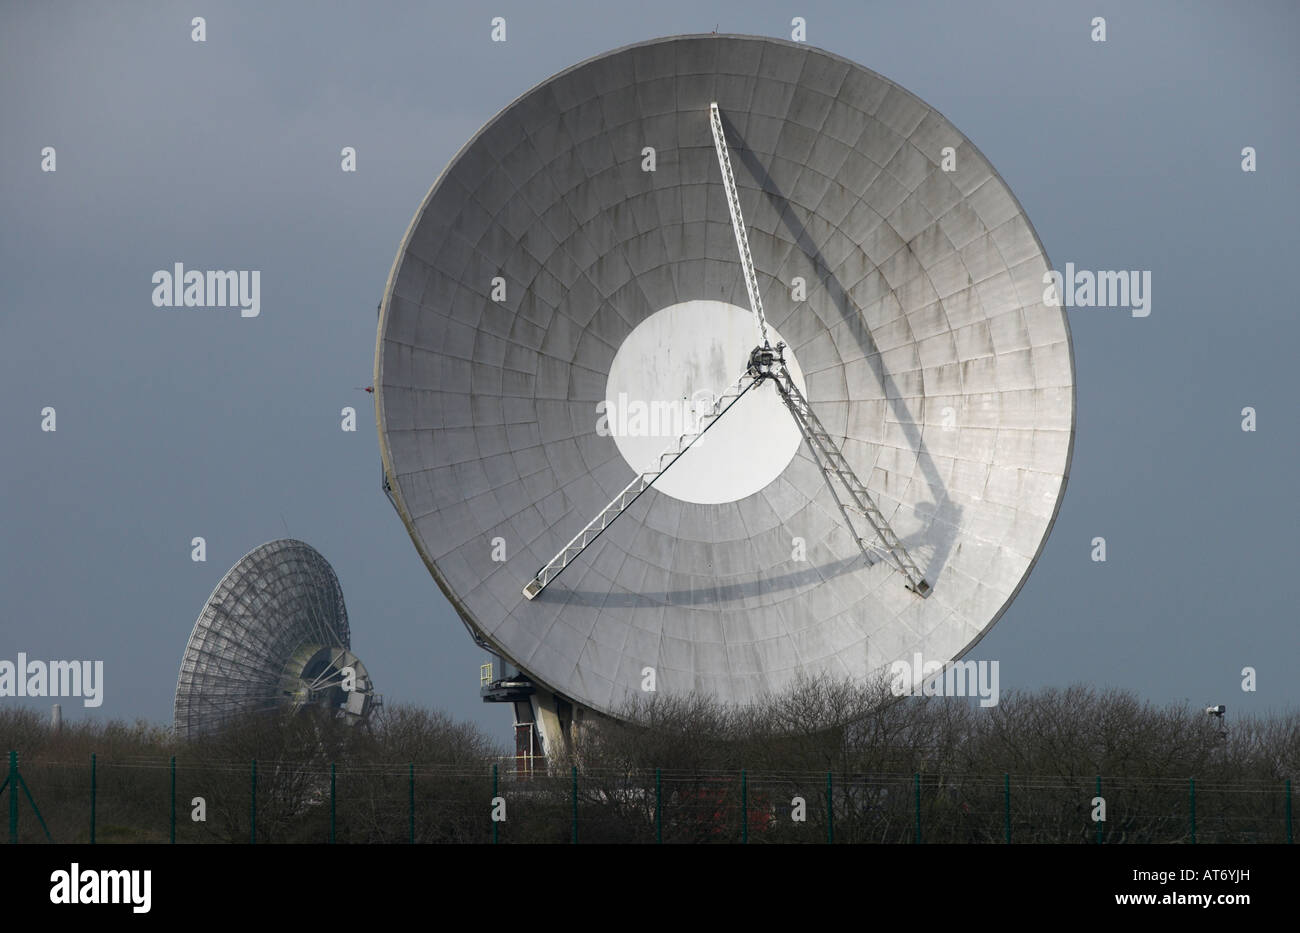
[741, 769, 748, 844]
[330, 762, 336, 844]
[826, 771, 834, 844]
[170, 756, 176, 844]
[2, 753, 50, 844]
[655, 769, 665, 847]
[1004, 773, 1011, 844]
[89, 752, 96, 845]
[8, 751, 17, 844]
[914, 773, 921, 844]
[1189, 777, 1196, 844]
[1287, 779, 1293, 845]
[571, 765, 579, 845]
[409, 763, 415, 844]
[15, 769, 51, 842]
[250, 759, 257, 845]
[1096, 776, 1102, 845]
[491, 762, 498, 845]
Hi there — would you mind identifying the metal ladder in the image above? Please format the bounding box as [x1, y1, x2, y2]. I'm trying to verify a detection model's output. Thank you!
[773, 365, 930, 596]
[523, 373, 760, 599]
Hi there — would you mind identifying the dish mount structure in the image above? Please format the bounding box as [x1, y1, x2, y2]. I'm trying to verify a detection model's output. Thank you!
[374, 35, 1075, 769]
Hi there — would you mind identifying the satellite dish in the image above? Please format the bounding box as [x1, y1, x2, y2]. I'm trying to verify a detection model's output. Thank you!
[374, 35, 1074, 755]
[173, 539, 379, 740]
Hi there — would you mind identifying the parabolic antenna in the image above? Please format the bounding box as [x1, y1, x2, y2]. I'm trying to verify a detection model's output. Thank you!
[173, 539, 378, 740]
[374, 35, 1074, 748]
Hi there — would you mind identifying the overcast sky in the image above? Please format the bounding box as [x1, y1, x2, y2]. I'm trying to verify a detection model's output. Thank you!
[1, 0, 1296, 741]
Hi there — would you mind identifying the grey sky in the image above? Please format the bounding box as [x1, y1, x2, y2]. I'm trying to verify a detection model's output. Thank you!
[1, 0, 1296, 739]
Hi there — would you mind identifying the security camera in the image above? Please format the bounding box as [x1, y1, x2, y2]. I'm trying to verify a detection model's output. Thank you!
[1205, 704, 1225, 717]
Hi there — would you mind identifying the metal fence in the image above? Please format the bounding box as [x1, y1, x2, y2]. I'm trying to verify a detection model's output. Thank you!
[1, 751, 1293, 844]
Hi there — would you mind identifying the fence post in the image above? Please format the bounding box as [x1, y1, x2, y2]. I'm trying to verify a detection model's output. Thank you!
[741, 769, 748, 844]
[14, 763, 50, 842]
[409, 763, 415, 844]
[571, 765, 578, 845]
[330, 762, 336, 844]
[8, 751, 17, 844]
[170, 756, 176, 844]
[1095, 776, 1102, 845]
[90, 752, 96, 845]
[826, 771, 834, 844]
[1287, 779, 1293, 845]
[655, 768, 662, 844]
[1189, 777, 1196, 844]
[1004, 773, 1011, 844]
[914, 772, 921, 844]
[491, 762, 498, 845]
[250, 759, 257, 845]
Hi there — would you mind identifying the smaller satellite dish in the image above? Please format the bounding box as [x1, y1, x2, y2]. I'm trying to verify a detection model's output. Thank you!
[173, 539, 379, 740]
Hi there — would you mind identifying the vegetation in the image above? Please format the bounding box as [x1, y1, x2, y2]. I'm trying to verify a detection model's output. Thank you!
[1, 681, 1295, 843]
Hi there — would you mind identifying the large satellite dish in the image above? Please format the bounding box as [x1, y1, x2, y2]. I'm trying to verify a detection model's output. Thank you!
[375, 35, 1074, 753]
[174, 539, 378, 740]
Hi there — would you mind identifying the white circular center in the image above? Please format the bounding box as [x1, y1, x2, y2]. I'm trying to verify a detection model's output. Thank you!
[603, 300, 808, 505]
